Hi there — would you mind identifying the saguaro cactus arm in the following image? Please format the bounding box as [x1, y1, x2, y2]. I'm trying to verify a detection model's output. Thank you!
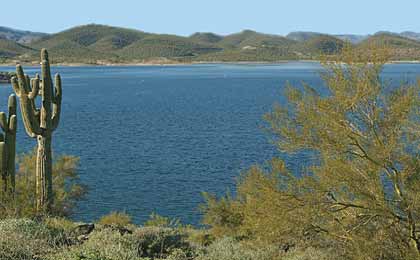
[29, 75, 40, 100]
[52, 74, 62, 130]
[0, 97, 16, 133]
[8, 115, 17, 133]
[40, 49, 53, 130]
[11, 67, 42, 138]
[30, 75, 41, 119]
[7, 95, 16, 119]
[0, 113, 7, 132]
[0, 117, 15, 134]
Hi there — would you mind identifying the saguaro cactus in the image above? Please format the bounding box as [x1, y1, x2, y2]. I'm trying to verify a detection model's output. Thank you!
[0, 94, 17, 193]
[11, 49, 62, 211]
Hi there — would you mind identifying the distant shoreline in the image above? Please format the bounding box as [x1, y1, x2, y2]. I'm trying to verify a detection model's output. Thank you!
[0, 60, 419, 67]
[0, 60, 317, 67]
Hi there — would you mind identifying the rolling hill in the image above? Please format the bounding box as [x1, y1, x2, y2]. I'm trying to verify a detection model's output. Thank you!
[400, 31, 420, 41]
[358, 33, 420, 60]
[0, 26, 47, 44]
[287, 31, 368, 44]
[0, 38, 35, 60]
[189, 32, 223, 44]
[1, 24, 420, 63]
[26, 25, 305, 63]
[195, 30, 302, 61]
[286, 31, 324, 42]
[334, 34, 368, 44]
[297, 35, 346, 57]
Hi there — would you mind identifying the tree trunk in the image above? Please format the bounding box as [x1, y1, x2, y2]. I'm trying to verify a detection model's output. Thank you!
[36, 133, 53, 211]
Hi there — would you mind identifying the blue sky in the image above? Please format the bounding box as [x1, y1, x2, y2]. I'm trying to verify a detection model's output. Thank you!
[2, 0, 419, 35]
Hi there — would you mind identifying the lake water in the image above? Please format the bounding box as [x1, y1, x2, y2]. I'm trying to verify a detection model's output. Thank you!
[0, 62, 418, 225]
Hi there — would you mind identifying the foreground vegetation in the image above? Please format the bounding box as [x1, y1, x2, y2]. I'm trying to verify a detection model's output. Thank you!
[201, 47, 420, 259]
[0, 215, 337, 260]
[2, 46, 420, 259]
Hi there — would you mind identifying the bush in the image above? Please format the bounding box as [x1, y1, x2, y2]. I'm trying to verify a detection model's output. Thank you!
[47, 225, 195, 260]
[282, 247, 336, 260]
[0, 149, 87, 218]
[0, 218, 68, 260]
[187, 229, 214, 247]
[144, 212, 181, 228]
[44, 217, 81, 242]
[200, 192, 244, 239]
[98, 211, 133, 227]
[134, 226, 194, 259]
[0, 217, 315, 260]
[165, 249, 191, 260]
[196, 237, 280, 260]
[46, 228, 139, 260]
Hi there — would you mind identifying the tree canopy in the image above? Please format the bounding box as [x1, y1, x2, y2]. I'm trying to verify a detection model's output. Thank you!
[203, 46, 420, 259]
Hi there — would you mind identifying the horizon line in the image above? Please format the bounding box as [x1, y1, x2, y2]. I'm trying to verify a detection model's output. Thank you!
[1, 23, 418, 38]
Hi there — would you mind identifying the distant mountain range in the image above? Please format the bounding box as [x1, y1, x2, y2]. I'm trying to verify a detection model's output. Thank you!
[1, 24, 420, 64]
[286, 32, 369, 44]
[0, 26, 47, 44]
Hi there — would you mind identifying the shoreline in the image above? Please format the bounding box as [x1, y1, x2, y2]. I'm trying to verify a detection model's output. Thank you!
[0, 60, 318, 67]
[0, 59, 418, 67]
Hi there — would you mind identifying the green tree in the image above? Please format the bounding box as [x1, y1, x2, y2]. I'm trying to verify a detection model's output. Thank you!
[202, 46, 420, 259]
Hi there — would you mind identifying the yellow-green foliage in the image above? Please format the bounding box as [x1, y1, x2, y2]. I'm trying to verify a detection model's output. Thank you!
[0, 149, 86, 218]
[0, 216, 337, 260]
[187, 229, 214, 247]
[0, 218, 67, 260]
[144, 212, 172, 227]
[195, 237, 281, 260]
[47, 225, 195, 260]
[48, 228, 140, 260]
[134, 226, 193, 259]
[201, 192, 243, 238]
[98, 211, 133, 227]
[44, 217, 79, 235]
[202, 46, 420, 259]
[144, 212, 182, 228]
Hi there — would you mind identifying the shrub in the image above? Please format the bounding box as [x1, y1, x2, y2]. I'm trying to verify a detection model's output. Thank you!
[196, 237, 280, 260]
[46, 228, 139, 260]
[200, 192, 243, 239]
[44, 217, 79, 232]
[0, 149, 87, 218]
[187, 229, 214, 247]
[98, 211, 133, 227]
[0, 218, 67, 260]
[47, 225, 195, 260]
[165, 248, 192, 260]
[281, 247, 334, 260]
[144, 212, 181, 228]
[134, 226, 193, 259]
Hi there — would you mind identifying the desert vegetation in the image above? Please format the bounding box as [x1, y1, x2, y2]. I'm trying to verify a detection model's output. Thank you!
[202, 46, 420, 259]
[2, 24, 420, 64]
[1, 46, 420, 259]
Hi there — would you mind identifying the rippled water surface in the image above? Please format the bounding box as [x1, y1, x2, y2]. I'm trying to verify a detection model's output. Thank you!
[0, 62, 418, 224]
